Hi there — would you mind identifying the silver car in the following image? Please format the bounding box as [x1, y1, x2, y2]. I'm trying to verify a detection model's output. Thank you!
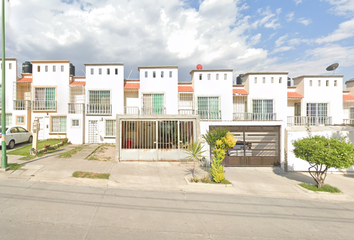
[0, 126, 33, 149]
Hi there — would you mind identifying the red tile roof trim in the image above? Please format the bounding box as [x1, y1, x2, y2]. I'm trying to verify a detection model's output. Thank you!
[178, 86, 194, 92]
[70, 81, 86, 86]
[343, 94, 354, 102]
[287, 92, 304, 98]
[124, 82, 140, 89]
[233, 89, 249, 95]
[18, 78, 32, 83]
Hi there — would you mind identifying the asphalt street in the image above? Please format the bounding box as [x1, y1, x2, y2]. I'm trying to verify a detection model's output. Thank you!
[0, 178, 353, 240]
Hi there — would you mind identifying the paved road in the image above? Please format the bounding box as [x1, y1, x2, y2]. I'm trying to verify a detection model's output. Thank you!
[0, 179, 353, 240]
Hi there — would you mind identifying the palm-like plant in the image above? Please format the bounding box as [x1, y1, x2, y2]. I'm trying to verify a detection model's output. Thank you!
[184, 141, 207, 179]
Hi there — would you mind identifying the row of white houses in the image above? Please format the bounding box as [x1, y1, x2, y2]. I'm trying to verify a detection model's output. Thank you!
[1, 58, 354, 172]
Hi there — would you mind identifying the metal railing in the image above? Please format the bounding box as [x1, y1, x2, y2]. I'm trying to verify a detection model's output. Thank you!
[87, 103, 112, 115]
[343, 119, 354, 125]
[233, 112, 276, 121]
[287, 116, 332, 126]
[141, 107, 166, 115]
[197, 110, 221, 120]
[125, 106, 140, 115]
[13, 100, 32, 110]
[33, 100, 57, 111]
[178, 109, 195, 115]
[68, 103, 84, 114]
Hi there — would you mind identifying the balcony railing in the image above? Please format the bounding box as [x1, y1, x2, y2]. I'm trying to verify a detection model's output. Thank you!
[343, 119, 354, 125]
[68, 103, 84, 114]
[87, 103, 112, 115]
[287, 116, 332, 126]
[33, 100, 57, 111]
[197, 110, 221, 120]
[233, 112, 276, 121]
[13, 100, 31, 110]
[178, 109, 195, 115]
[125, 106, 140, 115]
[141, 107, 166, 115]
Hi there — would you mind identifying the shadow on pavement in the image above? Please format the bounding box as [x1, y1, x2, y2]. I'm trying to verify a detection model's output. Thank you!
[272, 167, 315, 185]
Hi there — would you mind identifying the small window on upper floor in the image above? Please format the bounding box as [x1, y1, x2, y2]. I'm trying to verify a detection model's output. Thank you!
[45, 66, 48, 72]
[326, 80, 329, 86]
[99, 68, 102, 75]
[145, 71, 148, 78]
[9, 63, 12, 69]
[153, 71, 156, 78]
[271, 77, 274, 83]
[91, 68, 94, 75]
[107, 68, 110, 75]
[310, 80, 312, 86]
[334, 80, 337, 86]
[53, 66, 56, 72]
[254, 77, 257, 84]
[224, 74, 227, 80]
[161, 71, 164, 78]
[169, 71, 172, 78]
[216, 74, 219, 80]
[263, 77, 266, 83]
[279, 77, 282, 83]
[207, 74, 211, 80]
[37, 66, 40, 72]
[61, 65, 64, 72]
[115, 68, 118, 75]
[199, 74, 202, 80]
[318, 80, 321, 86]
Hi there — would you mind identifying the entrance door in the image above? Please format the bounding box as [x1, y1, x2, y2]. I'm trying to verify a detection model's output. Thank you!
[88, 120, 98, 143]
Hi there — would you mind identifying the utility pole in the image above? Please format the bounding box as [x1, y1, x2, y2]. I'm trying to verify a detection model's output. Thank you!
[1, 0, 8, 169]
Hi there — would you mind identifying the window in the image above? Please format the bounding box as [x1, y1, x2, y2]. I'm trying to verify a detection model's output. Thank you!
[216, 74, 219, 80]
[45, 66, 48, 72]
[334, 80, 337, 86]
[61, 65, 64, 72]
[310, 80, 312, 86]
[326, 80, 329, 86]
[271, 77, 274, 83]
[142, 93, 164, 114]
[107, 68, 110, 75]
[71, 119, 79, 128]
[37, 66, 40, 72]
[254, 77, 257, 84]
[199, 74, 202, 80]
[161, 71, 164, 78]
[53, 66, 56, 72]
[224, 74, 227, 80]
[106, 119, 116, 136]
[99, 68, 102, 75]
[153, 71, 156, 78]
[0, 113, 12, 126]
[91, 68, 94, 75]
[263, 77, 266, 83]
[51, 116, 67, 133]
[34, 87, 56, 110]
[307, 103, 328, 125]
[208, 74, 211, 80]
[145, 71, 148, 78]
[252, 100, 274, 120]
[115, 68, 118, 75]
[197, 97, 220, 120]
[169, 71, 172, 78]
[16, 116, 25, 125]
[318, 80, 321, 86]
[279, 77, 282, 83]
[9, 63, 12, 69]
[89, 91, 110, 105]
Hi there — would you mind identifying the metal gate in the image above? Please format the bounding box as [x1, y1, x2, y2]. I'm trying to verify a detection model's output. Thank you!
[88, 120, 98, 143]
[120, 119, 196, 161]
[221, 126, 280, 166]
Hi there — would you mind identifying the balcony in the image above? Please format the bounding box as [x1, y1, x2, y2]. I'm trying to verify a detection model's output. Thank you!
[13, 100, 31, 110]
[233, 112, 276, 121]
[87, 104, 112, 115]
[178, 109, 195, 115]
[33, 100, 57, 111]
[141, 107, 166, 115]
[287, 116, 332, 126]
[68, 103, 84, 114]
[125, 106, 140, 115]
[197, 110, 221, 120]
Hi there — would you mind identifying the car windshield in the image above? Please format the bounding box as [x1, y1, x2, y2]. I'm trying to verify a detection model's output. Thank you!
[0, 128, 8, 132]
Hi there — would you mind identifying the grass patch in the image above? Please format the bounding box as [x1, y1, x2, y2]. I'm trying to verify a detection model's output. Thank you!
[190, 175, 232, 184]
[8, 163, 25, 171]
[58, 146, 83, 158]
[87, 156, 99, 160]
[72, 171, 110, 179]
[299, 183, 341, 193]
[8, 139, 64, 156]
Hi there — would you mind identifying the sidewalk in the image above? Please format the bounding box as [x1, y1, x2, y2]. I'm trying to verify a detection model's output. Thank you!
[1, 144, 354, 202]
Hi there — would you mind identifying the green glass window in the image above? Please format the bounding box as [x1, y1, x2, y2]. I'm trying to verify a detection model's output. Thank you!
[51, 116, 67, 133]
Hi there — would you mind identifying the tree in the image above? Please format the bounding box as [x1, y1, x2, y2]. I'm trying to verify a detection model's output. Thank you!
[184, 141, 207, 179]
[202, 127, 228, 149]
[293, 136, 354, 188]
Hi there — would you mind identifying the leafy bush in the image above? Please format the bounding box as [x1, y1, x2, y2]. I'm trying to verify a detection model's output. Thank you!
[202, 127, 228, 148]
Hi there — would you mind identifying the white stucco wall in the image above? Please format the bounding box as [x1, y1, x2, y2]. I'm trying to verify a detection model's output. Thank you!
[0, 59, 17, 115]
[67, 114, 84, 144]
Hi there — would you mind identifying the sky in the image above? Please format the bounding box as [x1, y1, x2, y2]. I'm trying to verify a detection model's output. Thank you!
[2, 0, 354, 82]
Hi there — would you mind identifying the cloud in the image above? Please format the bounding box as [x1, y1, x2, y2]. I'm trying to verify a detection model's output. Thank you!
[323, 0, 354, 16]
[250, 33, 262, 45]
[286, 12, 295, 22]
[294, 0, 303, 5]
[252, 7, 282, 30]
[272, 46, 294, 54]
[297, 17, 312, 26]
[275, 34, 288, 47]
[316, 18, 354, 44]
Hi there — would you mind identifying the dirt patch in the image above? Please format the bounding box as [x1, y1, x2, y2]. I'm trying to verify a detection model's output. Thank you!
[87, 144, 116, 161]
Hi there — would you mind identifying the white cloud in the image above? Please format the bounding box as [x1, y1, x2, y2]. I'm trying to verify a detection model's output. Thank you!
[250, 33, 262, 45]
[297, 17, 312, 26]
[272, 46, 294, 54]
[275, 34, 288, 47]
[294, 0, 303, 5]
[316, 18, 354, 44]
[323, 0, 354, 16]
[286, 12, 295, 22]
[252, 7, 282, 29]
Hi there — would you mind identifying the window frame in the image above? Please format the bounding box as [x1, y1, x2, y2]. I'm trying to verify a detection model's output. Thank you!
[71, 119, 80, 128]
[50, 115, 67, 133]
[16, 115, 25, 125]
[105, 119, 116, 137]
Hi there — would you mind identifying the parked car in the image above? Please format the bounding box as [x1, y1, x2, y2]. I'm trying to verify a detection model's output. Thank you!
[0, 126, 33, 149]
